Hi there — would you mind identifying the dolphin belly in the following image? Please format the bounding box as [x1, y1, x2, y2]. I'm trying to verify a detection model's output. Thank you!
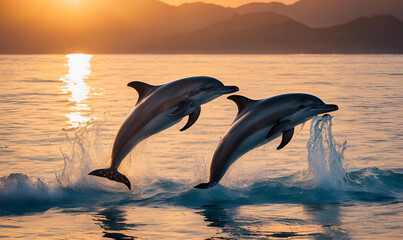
[209, 126, 281, 185]
[111, 109, 185, 168]
[235, 127, 280, 159]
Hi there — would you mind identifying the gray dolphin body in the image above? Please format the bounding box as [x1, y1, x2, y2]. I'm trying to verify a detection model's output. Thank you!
[89, 76, 239, 189]
[195, 93, 338, 189]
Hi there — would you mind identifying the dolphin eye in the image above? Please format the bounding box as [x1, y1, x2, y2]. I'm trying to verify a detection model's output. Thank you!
[201, 87, 207, 91]
[299, 104, 306, 109]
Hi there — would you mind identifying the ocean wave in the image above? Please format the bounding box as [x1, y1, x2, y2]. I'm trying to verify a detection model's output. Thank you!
[1, 116, 402, 216]
[1, 167, 402, 216]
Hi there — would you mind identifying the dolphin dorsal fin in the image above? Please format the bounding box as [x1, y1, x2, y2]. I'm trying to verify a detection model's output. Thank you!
[127, 81, 159, 105]
[227, 95, 256, 117]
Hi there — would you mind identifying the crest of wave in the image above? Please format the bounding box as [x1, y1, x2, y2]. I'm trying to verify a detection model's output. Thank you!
[0, 173, 62, 207]
[295, 115, 348, 190]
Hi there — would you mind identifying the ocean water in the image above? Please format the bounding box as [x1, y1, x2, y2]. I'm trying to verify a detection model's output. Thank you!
[0, 54, 402, 239]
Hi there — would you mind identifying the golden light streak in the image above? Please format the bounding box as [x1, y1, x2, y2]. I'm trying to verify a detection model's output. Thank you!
[60, 53, 93, 128]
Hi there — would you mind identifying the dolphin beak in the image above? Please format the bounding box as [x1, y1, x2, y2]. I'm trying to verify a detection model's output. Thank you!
[216, 85, 239, 94]
[313, 104, 339, 114]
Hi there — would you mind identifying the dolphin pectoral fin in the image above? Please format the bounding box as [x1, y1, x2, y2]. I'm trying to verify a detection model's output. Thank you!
[180, 106, 201, 131]
[168, 100, 193, 116]
[89, 168, 131, 190]
[194, 182, 215, 189]
[266, 120, 290, 139]
[277, 127, 294, 150]
[127, 81, 159, 105]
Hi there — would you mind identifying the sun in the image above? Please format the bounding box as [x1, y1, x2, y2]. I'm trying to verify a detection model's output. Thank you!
[66, 0, 83, 6]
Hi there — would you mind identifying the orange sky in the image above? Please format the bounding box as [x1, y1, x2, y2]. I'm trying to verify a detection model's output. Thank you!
[161, 0, 299, 7]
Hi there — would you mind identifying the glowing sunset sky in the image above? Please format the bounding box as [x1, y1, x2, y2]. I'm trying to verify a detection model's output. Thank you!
[162, 0, 299, 7]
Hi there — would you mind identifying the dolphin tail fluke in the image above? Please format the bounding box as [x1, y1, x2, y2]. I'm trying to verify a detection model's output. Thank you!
[88, 168, 131, 190]
[194, 182, 215, 189]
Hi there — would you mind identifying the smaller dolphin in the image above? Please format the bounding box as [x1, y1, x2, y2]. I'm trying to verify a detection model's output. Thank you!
[89, 76, 238, 189]
[195, 93, 338, 189]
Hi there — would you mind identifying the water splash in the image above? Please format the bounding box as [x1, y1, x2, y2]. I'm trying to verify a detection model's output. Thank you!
[57, 118, 108, 189]
[56, 114, 153, 194]
[303, 115, 348, 189]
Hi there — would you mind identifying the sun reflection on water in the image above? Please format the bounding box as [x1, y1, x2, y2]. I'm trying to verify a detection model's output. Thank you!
[60, 54, 93, 128]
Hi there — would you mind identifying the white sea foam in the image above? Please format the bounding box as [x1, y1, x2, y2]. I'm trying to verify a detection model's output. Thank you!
[0, 173, 62, 204]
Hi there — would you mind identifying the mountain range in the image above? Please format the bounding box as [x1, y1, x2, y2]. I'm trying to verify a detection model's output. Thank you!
[150, 13, 403, 53]
[0, 0, 402, 53]
[235, 0, 403, 27]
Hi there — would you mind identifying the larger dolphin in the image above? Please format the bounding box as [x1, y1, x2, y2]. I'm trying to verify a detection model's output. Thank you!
[89, 76, 239, 189]
[195, 93, 338, 189]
